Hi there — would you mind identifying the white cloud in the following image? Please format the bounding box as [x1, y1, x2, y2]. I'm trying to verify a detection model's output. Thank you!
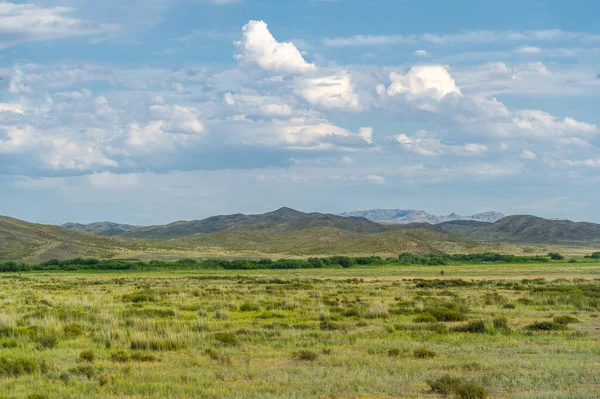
[0, 103, 24, 114]
[0, 2, 118, 48]
[366, 174, 385, 184]
[561, 158, 600, 167]
[323, 29, 600, 47]
[516, 45, 541, 54]
[378, 65, 461, 100]
[235, 20, 316, 74]
[414, 50, 430, 57]
[521, 150, 537, 160]
[393, 131, 488, 157]
[295, 71, 362, 111]
[223, 92, 294, 117]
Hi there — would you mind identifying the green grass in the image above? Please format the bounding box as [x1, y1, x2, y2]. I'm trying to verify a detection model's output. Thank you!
[0, 263, 599, 398]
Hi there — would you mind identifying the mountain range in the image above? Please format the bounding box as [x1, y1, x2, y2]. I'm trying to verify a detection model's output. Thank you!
[339, 209, 505, 224]
[1, 208, 600, 262]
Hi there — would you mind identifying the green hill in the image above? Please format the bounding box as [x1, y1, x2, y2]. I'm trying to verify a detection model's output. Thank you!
[0, 216, 134, 262]
[102, 207, 392, 238]
[438, 215, 600, 244]
[158, 224, 476, 256]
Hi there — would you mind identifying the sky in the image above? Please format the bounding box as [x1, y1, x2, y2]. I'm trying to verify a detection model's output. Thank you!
[1, 0, 600, 225]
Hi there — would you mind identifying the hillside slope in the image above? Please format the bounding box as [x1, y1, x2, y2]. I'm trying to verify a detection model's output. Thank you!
[439, 215, 600, 244]
[160, 224, 477, 256]
[0, 216, 134, 262]
[75, 207, 392, 239]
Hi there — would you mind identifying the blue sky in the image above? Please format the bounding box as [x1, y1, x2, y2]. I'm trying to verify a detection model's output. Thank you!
[1, 0, 600, 224]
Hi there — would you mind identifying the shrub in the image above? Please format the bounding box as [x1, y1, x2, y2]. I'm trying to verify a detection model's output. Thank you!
[428, 375, 487, 399]
[293, 350, 318, 361]
[548, 252, 564, 260]
[413, 348, 437, 359]
[130, 339, 180, 351]
[131, 352, 158, 362]
[69, 365, 97, 379]
[26, 395, 49, 399]
[492, 317, 510, 331]
[36, 334, 59, 349]
[388, 348, 402, 357]
[111, 351, 130, 362]
[526, 321, 567, 331]
[79, 350, 95, 363]
[0, 357, 40, 376]
[239, 302, 260, 312]
[122, 290, 158, 303]
[455, 381, 488, 399]
[553, 315, 579, 325]
[414, 314, 437, 323]
[453, 321, 489, 334]
[428, 308, 467, 322]
[503, 303, 516, 309]
[591, 252, 600, 259]
[214, 332, 238, 346]
[428, 375, 464, 396]
[63, 323, 85, 338]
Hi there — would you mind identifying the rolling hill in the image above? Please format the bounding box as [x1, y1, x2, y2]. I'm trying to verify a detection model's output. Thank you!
[438, 215, 600, 244]
[66, 207, 392, 239]
[0, 216, 135, 262]
[340, 209, 504, 224]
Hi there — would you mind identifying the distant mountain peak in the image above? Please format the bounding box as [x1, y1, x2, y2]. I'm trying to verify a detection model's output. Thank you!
[339, 209, 505, 225]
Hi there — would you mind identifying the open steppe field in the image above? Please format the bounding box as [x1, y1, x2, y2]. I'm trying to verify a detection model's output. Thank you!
[1, 263, 599, 398]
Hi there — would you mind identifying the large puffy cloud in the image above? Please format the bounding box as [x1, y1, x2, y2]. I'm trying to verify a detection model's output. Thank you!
[377, 65, 462, 100]
[234, 20, 316, 74]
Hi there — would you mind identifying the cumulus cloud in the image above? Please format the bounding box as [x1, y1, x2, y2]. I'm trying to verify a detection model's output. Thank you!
[234, 20, 316, 74]
[295, 71, 362, 111]
[377, 65, 462, 100]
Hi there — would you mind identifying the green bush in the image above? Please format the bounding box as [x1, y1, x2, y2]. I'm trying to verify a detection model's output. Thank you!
[453, 320, 489, 334]
[293, 350, 318, 361]
[492, 317, 510, 331]
[36, 334, 59, 349]
[131, 352, 158, 362]
[413, 314, 437, 323]
[111, 350, 130, 362]
[69, 365, 97, 379]
[428, 375, 487, 399]
[0, 357, 40, 376]
[427, 308, 467, 322]
[526, 321, 567, 331]
[79, 350, 95, 363]
[239, 302, 261, 312]
[548, 252, 564, 260]
[413, 348, 437, 359]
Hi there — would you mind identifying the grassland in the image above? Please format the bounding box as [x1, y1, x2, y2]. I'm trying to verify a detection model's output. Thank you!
[0, 262, 599, 398]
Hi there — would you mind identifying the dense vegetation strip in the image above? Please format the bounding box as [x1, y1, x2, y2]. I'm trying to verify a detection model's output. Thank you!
[1, 252, 598, 272]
